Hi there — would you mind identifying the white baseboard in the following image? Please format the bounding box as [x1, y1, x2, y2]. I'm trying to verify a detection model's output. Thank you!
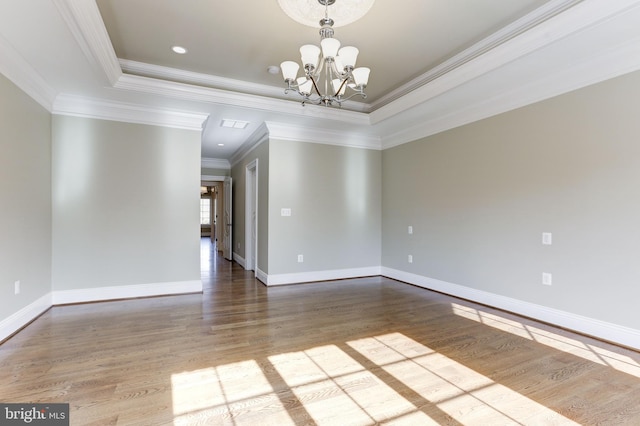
[0, 293, 52, 342]
[5, 270, 638, 351]
[52, 280, 202, 305]
[256, 268, 268, 285]
[382, 267, 640, 351]
[1, 280, 202, 343]
[233, 252, 246, 268]
[265, 266, 382, 286]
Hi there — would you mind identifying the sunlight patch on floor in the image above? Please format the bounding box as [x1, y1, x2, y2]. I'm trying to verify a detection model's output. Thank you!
[269, 345, 438, 425]
[348, 333, 578, 425]
[170, 332, 582, 424]
[171, 360, 296, 425]
[451, 302, 640, 378]
[171, 367, 226, 416]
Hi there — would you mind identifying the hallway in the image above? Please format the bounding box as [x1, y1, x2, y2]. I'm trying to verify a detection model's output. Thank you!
[200, 237, 257, 290]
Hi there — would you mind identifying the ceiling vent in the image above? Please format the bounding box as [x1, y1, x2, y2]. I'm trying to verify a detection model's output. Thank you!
[220, 119, 249, 129]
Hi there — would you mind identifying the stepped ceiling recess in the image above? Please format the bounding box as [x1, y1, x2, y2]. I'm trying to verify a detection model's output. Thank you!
[1, 1, 640, 164]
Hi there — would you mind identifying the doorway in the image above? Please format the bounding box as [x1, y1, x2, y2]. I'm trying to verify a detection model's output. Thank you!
[201, 178, 228, 281]
[200, 185, 217, 242]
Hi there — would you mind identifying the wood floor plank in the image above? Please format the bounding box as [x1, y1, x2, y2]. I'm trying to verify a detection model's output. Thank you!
[1, 239, 640, 425]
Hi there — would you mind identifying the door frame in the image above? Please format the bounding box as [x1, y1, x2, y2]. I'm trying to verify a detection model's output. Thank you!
[223, 176, 233, 261]
[245, 159, 258, 273]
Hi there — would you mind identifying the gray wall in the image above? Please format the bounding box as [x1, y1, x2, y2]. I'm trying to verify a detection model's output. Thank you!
[268, 139, 381, 275]
[382, 70, 640, 330]
[231, 140, 270, 273]
[0, 73, 52, 321]
[51, 116, 201, 290]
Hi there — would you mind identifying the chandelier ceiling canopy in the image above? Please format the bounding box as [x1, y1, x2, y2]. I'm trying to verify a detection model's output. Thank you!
[277, 0, 376, 28]
[278, 0, 374, 108]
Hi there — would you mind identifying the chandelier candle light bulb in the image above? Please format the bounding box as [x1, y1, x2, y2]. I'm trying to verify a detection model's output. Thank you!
[279, 0, 373, 107]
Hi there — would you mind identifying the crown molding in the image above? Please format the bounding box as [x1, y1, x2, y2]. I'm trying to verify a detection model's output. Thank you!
[52, 94, 209, 131]
[381, 28, 640, 149]
[265, 121, 381, 150]
[0, 33, 57, 111]
[43, 0, 640, 158]
[120, 59, 286, 100]
[370, 0, 640, 125]
[230, 120, 381, 167]
[201, 158, 231, 170]
[230, 122, 270, 167]
[52, 0, 121, 85]
[50, 0, 369, 124]
[370, 0, 582, 112]
[119, 58, 371, 114]
[54, 0, 587, 124]
[115, 74, 371, 126]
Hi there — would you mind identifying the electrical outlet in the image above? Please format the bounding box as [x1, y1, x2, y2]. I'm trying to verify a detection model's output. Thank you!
[14, 280, 20, 295]
[297, 254, 304, 263]
[408, 255, 413, 263]
[542, 273, 552, 286]
[542, 232, 552, 245]
[408, 226, 413, 235]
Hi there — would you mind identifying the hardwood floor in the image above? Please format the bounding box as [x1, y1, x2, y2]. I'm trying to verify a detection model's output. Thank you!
[2, 239, 640, 425]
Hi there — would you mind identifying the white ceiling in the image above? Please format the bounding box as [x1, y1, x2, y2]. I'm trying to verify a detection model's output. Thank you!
[1, 0, 640, 165]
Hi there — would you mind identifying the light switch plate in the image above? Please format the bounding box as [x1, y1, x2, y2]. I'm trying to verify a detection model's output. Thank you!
[542, 232, 552, 245]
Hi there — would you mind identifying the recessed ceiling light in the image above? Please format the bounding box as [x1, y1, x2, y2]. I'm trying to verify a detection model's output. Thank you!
[220, 119, 249, 129]
[171, 45, 187, 54]
[218, 143, 225, 146]
[267, 65, 280, 75]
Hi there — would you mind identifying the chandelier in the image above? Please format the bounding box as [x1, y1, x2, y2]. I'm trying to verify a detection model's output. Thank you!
[279, 0, 372, 107]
